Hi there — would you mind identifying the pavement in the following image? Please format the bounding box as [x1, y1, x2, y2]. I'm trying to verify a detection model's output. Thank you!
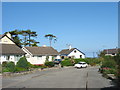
[1, 66, 115, 88]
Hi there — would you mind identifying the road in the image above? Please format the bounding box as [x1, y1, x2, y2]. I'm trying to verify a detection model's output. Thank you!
[2, 66, 115, 88]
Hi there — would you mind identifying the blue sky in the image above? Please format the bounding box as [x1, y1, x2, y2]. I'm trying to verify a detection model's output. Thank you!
[2, 2, 118, 57]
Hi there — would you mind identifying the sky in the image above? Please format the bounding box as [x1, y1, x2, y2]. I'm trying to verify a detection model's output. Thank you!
[2, 2, 118, 57]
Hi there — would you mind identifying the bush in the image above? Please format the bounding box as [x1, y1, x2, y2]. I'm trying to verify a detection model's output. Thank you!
[101, 67, 117, 74]
[2, 61, 8, 67]
[2, 61, 15, 72]
[2, 68, 10, 72]
[61, 60, 73, 66]
[6, 61, 15, 72]
[16, 57, 31, 70]
[32, 65, 47, 68]
[14, 67, 27, 72]
[45, 61, 55, 67]
[101, 59, 116, 69]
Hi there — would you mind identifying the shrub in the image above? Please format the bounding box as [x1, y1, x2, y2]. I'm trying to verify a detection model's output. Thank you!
[45, 61, 54, 67]
[16, 57, 31, 70]
[61, 60, 73, 66]
[101, 67, 117, 74]
[101, 59, 116, 69]
[6, 61, 15, 72]
[2, 61, 8, 67]
[2, 68, 10, 72]
[14, 67, 27, 72]
[32, 65, 47, 68]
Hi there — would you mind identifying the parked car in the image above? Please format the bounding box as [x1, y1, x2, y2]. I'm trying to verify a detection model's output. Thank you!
[53, 59, 62, 64]
[74, 62, 88, 69]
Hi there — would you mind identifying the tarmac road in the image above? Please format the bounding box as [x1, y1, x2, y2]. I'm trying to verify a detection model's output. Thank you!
[2, 66, 115, 88]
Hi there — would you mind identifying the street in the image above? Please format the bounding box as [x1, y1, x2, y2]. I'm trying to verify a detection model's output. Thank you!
[2, 66, 115, 88]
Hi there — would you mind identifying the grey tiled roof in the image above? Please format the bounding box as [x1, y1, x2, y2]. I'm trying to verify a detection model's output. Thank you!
[0, 44, 26, 55]
[25, 47, 59, 55]
[59, 48, 75, 55]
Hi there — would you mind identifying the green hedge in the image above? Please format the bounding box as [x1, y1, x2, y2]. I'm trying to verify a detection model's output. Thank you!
[61, 60, 73, 66]
[101, 56, 116, 69]
[2, 61, 15, 72]
[45, 61, 55, 67]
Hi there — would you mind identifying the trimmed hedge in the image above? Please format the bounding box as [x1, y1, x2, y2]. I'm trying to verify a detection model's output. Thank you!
[2, 61, 15, 72]
[45, 61, 55, 67]
[61, 60, 73, 66]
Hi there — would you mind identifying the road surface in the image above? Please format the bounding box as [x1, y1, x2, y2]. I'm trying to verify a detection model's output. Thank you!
[2, 66, 115, 88]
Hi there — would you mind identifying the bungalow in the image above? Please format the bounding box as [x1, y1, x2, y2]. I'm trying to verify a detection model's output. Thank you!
[22, 46, 59, 65]
[0, 32, 26, 64]
[103, 48, 120, 56]
[59, 48, 85, 59]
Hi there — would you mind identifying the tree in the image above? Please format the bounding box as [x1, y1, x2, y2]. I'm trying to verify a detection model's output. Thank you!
[25, 30, 38, 46]
[21, 30, 29, 46]
[44, 34, 57, 47]
[21, 30, 39, 46]
[9, 30, 22, 47]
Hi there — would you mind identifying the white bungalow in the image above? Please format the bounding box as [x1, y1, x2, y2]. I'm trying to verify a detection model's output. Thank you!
[0, 32, 25, 64]
[59, 47, 85, 59]
[22, 46, 59, 65]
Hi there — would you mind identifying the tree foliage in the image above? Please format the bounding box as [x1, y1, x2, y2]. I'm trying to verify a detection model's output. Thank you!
[44, 34, 57, 47]
[8, 29, 39, 47]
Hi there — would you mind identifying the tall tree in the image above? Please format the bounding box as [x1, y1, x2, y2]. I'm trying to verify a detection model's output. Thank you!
[21, 30, 29, 46]
[7, 29, 39, 47]
[26, 29, 37, 46]
[44, 34, 57, 47]
[9, 30, 22, 47]
[20, 30, 39, 46]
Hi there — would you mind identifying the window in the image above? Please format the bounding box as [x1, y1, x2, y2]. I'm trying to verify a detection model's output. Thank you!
[6, 55, 10, 60]
[37, 56, 42, 60]
[80, 55, 82, 58]
[74, 50, 77, 53]
[61, 56, 64, 59]
[112, 53, 115, 55]
[15, 55, 21, 61]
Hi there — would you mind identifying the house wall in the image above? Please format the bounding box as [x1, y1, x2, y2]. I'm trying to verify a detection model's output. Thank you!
[105, 54, 117, 56]
[0, 55, 22, 65]
[68, 49, 85, 58]
[22, 47, 59, 65]
[0, 36, 14, 44]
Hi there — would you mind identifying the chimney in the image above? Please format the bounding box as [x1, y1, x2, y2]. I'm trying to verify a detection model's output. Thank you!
[69, 45, 72, 50]
[6, 32, 12, 38]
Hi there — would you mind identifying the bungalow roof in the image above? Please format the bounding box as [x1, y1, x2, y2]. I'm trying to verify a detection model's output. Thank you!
[25, 46, 59, 56]
[0, 44, 26, 55]
[103, 48, 120, 54]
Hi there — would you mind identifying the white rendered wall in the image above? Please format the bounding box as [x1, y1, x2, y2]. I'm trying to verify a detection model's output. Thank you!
[0, 36, 14, 44]
[68, 49, 85, 58]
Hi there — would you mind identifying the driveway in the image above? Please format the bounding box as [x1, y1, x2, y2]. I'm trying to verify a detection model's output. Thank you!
[2, 66, 115, 88]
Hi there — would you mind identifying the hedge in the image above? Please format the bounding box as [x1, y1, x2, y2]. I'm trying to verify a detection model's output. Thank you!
[45, 61, 55, 67]
[61, 60, 73, 66]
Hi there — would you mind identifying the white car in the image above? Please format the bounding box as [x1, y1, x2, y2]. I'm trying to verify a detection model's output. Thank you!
[74, 62, 88, 68]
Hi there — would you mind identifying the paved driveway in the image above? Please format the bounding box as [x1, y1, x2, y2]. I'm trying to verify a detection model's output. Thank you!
[2, 66, 114, 88]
